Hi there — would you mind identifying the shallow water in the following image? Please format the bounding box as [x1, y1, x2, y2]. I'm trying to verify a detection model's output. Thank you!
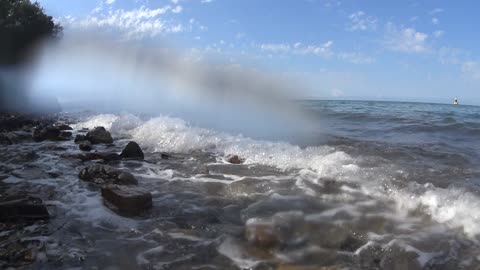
[1, 100, 480, 269]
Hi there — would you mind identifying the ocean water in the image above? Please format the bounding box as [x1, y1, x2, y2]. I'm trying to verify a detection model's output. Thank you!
[3, 100, 480, 269]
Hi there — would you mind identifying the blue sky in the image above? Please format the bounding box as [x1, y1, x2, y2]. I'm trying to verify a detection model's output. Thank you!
[35, 0, 480, 104]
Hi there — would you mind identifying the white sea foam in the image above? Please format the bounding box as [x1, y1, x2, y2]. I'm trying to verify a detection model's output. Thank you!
[72, 114, 119, 130]
[75, 113, 480, 238]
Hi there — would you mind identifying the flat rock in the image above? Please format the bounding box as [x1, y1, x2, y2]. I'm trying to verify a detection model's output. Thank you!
[101, 184, 152, 215]
[0, 196, 49, 221]
[79, 164, 138, 185]
[120, 141, 144, 160]
[86, 126, 113, 144]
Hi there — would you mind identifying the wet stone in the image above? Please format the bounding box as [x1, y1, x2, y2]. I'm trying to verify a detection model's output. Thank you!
[226, 154, 245, 164]
[32, 125, 61, 142]
[245, 211, 307, 248]
[55, 124, 73, 130]
[120, 141, 144, 160]
[70, 152, 121, 162]
[79, 164, 138, 185]
[380, 243, 422, 270]
[59, 131, 72, 138]
[101, 184, 152, 215]
[0, 196, 49, 221]
[74, 134, 87, 143]
[86, 126, 113, 144]
[79, 142, 93, 151]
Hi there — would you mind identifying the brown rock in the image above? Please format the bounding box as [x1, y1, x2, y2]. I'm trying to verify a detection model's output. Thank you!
[101, 185, 152, 215]
[79, 164, 138, 185]
[245, 219, 280, 247]
[226, 154, 245, 164]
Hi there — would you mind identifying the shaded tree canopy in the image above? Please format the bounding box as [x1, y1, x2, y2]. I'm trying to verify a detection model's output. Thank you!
[0, 0, 62, 66]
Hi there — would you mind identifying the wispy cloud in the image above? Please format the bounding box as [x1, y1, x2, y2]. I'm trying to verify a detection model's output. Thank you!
[432, 17, 439, 25]
[337, 52, 375, 64]
[462, 61, 480, 81]
[172, 5, 183, 13]
[57, 5, 184, 40]
[347, 11, 377, 31]
[201, 0, 214, 3]
[258, 41, 374, 64]
[433, 30, 444, 38]
[384, 23, 429, 53]
[429, 8, 444, 15]
[260, 43, 291, 53]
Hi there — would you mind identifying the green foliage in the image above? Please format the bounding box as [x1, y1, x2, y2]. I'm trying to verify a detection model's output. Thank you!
[0, 0, 62, 65]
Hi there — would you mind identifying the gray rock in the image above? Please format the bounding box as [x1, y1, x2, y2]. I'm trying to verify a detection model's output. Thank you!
[79, 164, 138, 185]
[55, 124, 73, 130]
[101, 184, 152, 215]
[86, 126, 113, 144]
[79, 142, 92, 151]
[74, 134, 87, 143]
[120, 141, 144, 160]
[32, 125, 60, 142]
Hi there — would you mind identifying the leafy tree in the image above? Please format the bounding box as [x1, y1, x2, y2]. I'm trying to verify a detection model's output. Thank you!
[0, 0, 62, 66]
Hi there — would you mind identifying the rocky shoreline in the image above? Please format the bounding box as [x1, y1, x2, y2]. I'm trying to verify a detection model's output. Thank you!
[0, 112, 470, 270]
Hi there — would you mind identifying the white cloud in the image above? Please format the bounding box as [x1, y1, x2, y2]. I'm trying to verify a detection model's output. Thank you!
[337, 52, 375, 64]
[58, 5, 184, 40]
[171, 0, 180, 3]
[384, 23, 429, 53]
[429, 8, 444, 15]
[432, 17, 439, 25]
[462, 61, 480, 81]
[295, 41, 334, 57]
[433, 30, 444, 38]
[260, 43, 291, 53]
[201, 0, 214, 3]
[105, 0, 116, 4]
[347, 11, 377, 31]
[172, 5, 183, 13]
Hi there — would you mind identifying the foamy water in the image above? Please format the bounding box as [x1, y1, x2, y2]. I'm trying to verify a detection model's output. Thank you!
[74, 109, 480, 240]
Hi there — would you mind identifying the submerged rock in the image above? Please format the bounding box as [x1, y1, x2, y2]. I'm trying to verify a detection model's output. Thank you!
[86, 126, 113, 144]
[101, 185, 152, 215]
[0, 196, 49, 221]
[79, 164, 138, 185]
[74, 134, 87, 143]
[245, 211, 307, 248]
[79, 142, 92, 151]
[120, 141, 144, 160]
[226, 154, 245, 164]
[69, 152, 121, 162]
[245, 218, 280, 247]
